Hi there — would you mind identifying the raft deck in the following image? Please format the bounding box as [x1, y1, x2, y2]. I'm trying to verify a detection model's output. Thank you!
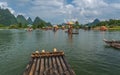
[23, 50, 76, 75]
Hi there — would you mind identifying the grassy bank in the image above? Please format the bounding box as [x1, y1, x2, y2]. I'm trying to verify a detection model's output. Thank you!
[0, 26, 9, 29]
[93, 26, 120, 31]
[108, 26, 120, 30]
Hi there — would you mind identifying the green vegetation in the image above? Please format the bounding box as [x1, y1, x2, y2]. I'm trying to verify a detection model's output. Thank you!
[0, 24, 8, 29]
[74, 21, 81, 29]
[94, 19, 120, 30]
[9, 24, 18, 29]
[33, 17, 47, 28]
[96, 19, 120, 26]
[17, 15, 28, 25]
[83, 19, 120, 30]
[0, 8, 17, 26]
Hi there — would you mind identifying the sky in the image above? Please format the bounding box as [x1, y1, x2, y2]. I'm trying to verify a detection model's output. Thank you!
[0, 0, 120, 24]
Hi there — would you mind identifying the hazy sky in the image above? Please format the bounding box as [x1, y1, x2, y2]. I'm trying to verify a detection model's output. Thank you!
[0, 0, 120, 24]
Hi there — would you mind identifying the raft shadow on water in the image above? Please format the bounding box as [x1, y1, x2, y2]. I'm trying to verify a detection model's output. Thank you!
[104, 45, 120, 51]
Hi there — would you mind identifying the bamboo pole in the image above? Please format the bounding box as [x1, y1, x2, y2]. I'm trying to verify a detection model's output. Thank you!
[49, 57, 53, 75]
[63, 56, 76, 75]
[34, 58, 40, 75]
[44, 57, 49, 75]
[52, 57, 59, 75]
[59, 56, 70, 75]
[29, 58, 37, 75]
[56, 56, 63, 74]
[39, 57, 45, 75]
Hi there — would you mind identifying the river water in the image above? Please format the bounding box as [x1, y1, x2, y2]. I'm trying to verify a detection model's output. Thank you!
[0, 29, 120, 75]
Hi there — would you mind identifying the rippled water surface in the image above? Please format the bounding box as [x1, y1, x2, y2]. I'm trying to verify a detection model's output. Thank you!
[0, 29, 120, 75]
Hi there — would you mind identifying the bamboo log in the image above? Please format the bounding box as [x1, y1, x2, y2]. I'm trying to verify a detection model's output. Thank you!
[52, 57, 59, 75]
[56, 56, 64, 74]
[44, 57, 49, 75]
[23, 58, 34, 75]
[39, 57, 45, 75]
[63, 56, 76, 75]
[29, 58, 37, 75]
[59, 56, 70, 75]
[49, 57, 53, 75]
[34, 58, 40, 75]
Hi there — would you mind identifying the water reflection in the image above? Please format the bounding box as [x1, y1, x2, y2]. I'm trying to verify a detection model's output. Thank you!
[34, 30, 43, 41]
[100, 31, 106, 39]
[68, 33, 73, 44]
[53, 30, 58, 41]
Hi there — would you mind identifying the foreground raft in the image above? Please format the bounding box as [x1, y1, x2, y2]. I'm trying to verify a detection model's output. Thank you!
[23, 49, 76, 75]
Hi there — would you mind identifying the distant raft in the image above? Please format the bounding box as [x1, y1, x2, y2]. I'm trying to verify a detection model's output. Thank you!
[104, 39, 120, 49]
[23, 49, 76, 75]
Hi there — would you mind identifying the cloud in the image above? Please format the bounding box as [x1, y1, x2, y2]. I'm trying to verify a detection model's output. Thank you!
[28, 0, 66, 22]
[28, 0, 76, 23]
[70, 0, 120, 23]
[0, 0, 110, 23]
[31, 0, 64, 7]
[0, 2, 7, 8]
[0, 2, 15, 14]
[73, 0, 108, 8]
[0, 1, 29, 19]
[1, 0, 120, 24]
[27, 0, 120, 23]
[111, 3, 120, 9]
[72, 0, 108, 16]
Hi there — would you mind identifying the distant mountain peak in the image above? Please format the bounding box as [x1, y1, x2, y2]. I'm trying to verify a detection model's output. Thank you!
[27, 17, 33, 24]
[94, 18, 100, 23]
[87, 18, 100, 26]
[17, 15, 28, 25]
[0, 8, 17, 25]
[0, 8, 51, 26]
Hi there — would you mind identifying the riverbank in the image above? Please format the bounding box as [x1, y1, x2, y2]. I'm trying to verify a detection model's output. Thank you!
[93, 26, 120, 31]
[108, 26, 120, 30]
[1, 25, 120, 31]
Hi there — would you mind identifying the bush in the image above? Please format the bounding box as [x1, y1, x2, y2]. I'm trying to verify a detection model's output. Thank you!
[0, 24, 5, 27]
[9, 25, 18, 29]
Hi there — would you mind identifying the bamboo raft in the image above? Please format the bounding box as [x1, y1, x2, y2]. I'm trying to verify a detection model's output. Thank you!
[104, 39, 120, 49]
[23, 48, 76, 75]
